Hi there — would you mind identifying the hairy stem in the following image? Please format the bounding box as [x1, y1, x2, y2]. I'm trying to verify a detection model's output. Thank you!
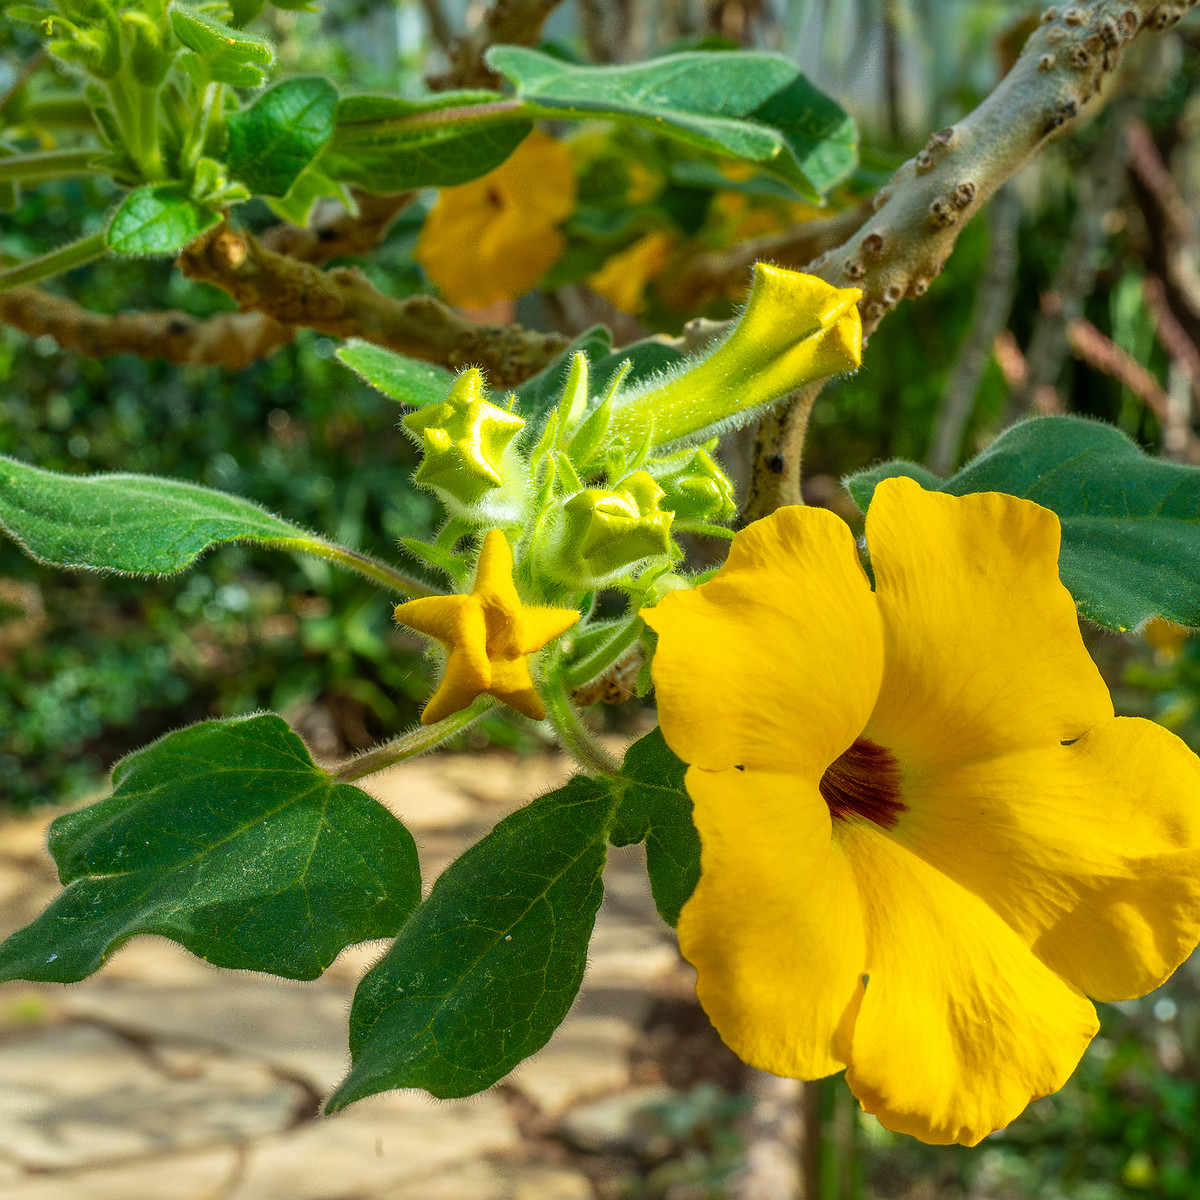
[273, 538, 445, 598]
[0, 149, 99, 184]
[333, 698, 496, 781]
[0, 231, 108, 292]
[540, 667, 621, 776]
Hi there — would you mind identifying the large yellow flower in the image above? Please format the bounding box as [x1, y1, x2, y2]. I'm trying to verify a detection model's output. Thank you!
[415, 130, 576, 308]
[641, 477, 1200, 1146]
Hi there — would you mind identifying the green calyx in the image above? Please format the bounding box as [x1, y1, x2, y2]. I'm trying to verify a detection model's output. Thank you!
[545, 471, 675, 587]
[647, 441, 736, 523]
[402, 369, 527, 522]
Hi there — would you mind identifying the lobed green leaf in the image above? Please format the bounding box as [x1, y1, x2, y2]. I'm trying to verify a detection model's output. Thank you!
[0, 715, 421, 983]
[226, 76, 339, 198]
[609, 727, 698, 926]
[0, 456, 343, 575]
[327, 727, 698, 1109]
[844, 416, 1200, 631]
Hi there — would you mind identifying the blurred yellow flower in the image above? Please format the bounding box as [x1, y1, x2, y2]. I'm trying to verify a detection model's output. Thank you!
[642, 478, 1200, 1146]
[415, 131, 576, 308]
[587, 231, 674, 314]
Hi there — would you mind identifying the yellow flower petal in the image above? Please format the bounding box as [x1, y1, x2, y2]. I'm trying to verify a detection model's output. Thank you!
[864, 476, 1113, 769]
[895, 715, 1200, 1001]
[641, 505, 883, 774]
[841, 822, 1098, 1147]
[415, 130, 576, 308]
[394, 530, 579, 724]
[678, 766, 866, 1079]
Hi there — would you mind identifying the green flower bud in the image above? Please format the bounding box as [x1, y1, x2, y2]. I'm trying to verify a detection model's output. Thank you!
[402, 369, 526, 523]
[542, 470, 675, 587]
[648, 442, 736, 523]
[567, 265, 863, 470]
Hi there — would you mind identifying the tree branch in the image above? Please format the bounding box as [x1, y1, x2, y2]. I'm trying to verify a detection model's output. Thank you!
[659, 201, 874, 311]
[743, 0, 1198, 521]
[0, 286, 295, 369]
[178, 222, 570, 386]
[258, 189, 414, 266]
[427, 0, 565, 91]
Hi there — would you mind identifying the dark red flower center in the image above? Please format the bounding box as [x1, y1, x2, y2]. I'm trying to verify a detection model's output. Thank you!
[819, 738, 906, 828]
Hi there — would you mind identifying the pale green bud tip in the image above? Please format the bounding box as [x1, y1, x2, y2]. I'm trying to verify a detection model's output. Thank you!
[562, 471, 674, 579]
[651, 445, 736, 522]
[404, 369, 526, 507]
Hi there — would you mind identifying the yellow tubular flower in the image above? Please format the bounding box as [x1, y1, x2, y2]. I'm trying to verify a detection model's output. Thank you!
[395, 530, 579, 725]
[414, 130, 576, 308]
[641, 477, 1200, 1147]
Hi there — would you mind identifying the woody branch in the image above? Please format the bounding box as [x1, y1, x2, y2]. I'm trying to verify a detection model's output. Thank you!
[742, 0, 1199, 522]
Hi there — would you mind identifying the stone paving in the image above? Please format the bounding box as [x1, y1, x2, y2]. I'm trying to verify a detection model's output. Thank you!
[0, 745, 687, 1200]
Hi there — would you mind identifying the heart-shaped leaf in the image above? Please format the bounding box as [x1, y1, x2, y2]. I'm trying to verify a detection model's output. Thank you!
[0, 715, 421, 983]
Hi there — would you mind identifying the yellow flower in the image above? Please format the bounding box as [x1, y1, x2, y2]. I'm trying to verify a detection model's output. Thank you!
[641, 477, 1200, 1146]
[414, 130, 576, 308]
[394, 530, 579, 725]
[587, 231, 674, 314]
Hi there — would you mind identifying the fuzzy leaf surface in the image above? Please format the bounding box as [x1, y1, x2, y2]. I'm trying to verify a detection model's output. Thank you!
[226, 77, 339, 197]
[107, 185, 219, 254]
[328, 776, 616, 1106]
[323, 91, 531, 191]
[844, 416, 1200, 631]
[336, 340, 455, 408]
[487, 46, 856, 198]
[0, 715, 421, 983]
[0, 456, 342, 574]
[609, 727, 699, 926]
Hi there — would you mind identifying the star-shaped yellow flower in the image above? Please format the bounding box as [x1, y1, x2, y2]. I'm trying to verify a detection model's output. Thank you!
[642, 477, 1200, 1146]
[395, 530, 579, 725]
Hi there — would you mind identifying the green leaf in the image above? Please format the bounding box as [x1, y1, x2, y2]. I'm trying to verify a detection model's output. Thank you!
[322, 92, 532, 192]
[0, 715, 421, 983]
[513, 326, 613, 428]
[487, 46, 856, 198]
[609, 728, 699, 926]
[336, 339, 455, 408]
[169, 4, 274, 86]
[106, 184, 219, 254]
[844, 416, 1200, 631]
[0, 456, 361, 577]
[328, 776, 616, 1107]
[226, 77, 338, 198]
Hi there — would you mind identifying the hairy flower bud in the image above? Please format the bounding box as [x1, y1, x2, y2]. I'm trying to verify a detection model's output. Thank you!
[648, 442, 737, 523]
[402, 369, 526, 522]
[541, 471, 675, 587]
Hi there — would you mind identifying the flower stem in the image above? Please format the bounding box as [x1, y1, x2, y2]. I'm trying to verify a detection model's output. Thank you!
[562, 617, 644, 691]
[0, 231, 108, 292]
[539, 666, 621, 777]
[271, 537, 446, 598]
[0, 149, 99, 184]
[333, 697, 496, 782]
